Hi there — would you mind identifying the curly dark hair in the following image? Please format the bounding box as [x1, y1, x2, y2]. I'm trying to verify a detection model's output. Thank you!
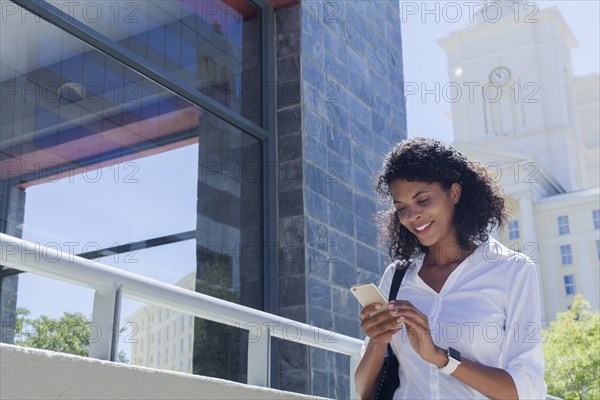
[375, 137, 510, 265]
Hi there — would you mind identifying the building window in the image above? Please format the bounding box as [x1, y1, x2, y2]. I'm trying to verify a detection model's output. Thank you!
[189, 334, 193, 351]
[180, 338, 184, 355]
[157, 352, 161, 367]
[560, 245, 573, 265]
[596, 240, 600, 261]
[158, 331, 161, 345]
[165, 348, 169, 364]
[166, 326, 169, 341]
[0, 0, 265, 384]
[558, 216, 570, 235]
[594, 210, 600, 230]
[508, 220, 520, 240]
[181, 316, 185, 331]
[564, 275, 576, 295]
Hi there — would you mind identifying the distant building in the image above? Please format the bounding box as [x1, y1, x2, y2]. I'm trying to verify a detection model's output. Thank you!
[126, 273, 195, 372]
[439, 1, 600, 324]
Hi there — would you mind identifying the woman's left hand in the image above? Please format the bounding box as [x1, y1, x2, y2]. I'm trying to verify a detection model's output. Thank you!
[388, 300, 442, 364]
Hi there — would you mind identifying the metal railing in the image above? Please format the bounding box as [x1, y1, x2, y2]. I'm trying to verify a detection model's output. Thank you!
[0, 233, 362, 398]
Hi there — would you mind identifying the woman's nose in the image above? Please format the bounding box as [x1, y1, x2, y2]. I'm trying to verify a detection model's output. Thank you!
[405, 205, 422, 221]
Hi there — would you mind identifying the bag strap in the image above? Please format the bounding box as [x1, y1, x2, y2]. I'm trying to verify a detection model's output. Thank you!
[386, 263, 408, 358]
[388, 264, 406, 302]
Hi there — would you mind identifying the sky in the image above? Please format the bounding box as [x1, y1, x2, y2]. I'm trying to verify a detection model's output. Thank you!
[401, 0, 600, 142]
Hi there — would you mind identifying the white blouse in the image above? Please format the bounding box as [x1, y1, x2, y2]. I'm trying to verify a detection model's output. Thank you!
[361, 236, 547, 399]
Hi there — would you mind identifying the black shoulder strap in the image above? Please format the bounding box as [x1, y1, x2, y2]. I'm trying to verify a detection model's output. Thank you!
[386, 264, 408, 359]
[388, 264, 407, 301]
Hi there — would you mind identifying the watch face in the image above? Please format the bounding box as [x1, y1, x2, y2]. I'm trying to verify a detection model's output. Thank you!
[448, 347, 461, 361]
[490, 67, 510, 86]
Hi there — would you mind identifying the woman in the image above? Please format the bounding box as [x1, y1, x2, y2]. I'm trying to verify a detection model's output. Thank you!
[354, 138, 546, 399]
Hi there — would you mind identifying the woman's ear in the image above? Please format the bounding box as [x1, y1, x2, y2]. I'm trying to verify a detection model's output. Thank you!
[450, 183, 462, 204]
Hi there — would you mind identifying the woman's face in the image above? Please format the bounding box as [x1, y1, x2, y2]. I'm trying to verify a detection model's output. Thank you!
[389, 180, 461, 248]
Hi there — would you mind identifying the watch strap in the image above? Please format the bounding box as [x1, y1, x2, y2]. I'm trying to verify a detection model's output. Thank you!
[439, 347, 461, 375]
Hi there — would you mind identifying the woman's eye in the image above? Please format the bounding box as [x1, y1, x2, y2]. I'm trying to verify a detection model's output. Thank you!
[417, 198, 429, 204]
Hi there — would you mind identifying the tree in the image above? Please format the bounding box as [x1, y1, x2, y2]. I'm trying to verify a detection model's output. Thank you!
[543, 294, 600, 400]
[15, 307, 129, 363]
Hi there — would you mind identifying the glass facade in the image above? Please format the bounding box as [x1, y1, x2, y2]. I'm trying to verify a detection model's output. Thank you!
[56, 0, 263, 125]
[0, 0, 266, 384]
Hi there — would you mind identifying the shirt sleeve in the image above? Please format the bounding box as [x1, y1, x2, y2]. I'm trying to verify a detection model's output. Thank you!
[501, 257, 547, 400]
[360, 263, 397, 357]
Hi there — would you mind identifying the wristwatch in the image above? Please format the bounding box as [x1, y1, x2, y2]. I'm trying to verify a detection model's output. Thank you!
[438, 347, 461, 375]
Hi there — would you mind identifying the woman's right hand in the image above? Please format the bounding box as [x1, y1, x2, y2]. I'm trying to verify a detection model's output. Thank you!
[359, 303, 404, 346]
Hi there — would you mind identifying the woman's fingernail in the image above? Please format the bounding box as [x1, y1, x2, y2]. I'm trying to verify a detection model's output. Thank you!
[390, 310, 400, 316]
[374, 304, 381, 310]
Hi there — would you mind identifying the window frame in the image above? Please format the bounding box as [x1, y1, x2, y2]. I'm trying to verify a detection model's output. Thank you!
[9, 0, 278, 384]
[557, 215, 570, 235]
[563, 274, 576, 296]
[508, 220, 520, 240]
[560, 244, 574, 265]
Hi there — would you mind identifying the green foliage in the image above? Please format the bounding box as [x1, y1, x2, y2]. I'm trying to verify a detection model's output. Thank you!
[543, 294, 600, 400]
[15, 307, 129, 363]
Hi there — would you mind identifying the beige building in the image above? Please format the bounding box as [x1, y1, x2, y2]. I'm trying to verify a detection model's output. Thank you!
[125, 273, 196, 372]
[438, 1, 600, 325]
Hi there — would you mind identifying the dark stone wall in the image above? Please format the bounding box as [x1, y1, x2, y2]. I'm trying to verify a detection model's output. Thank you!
[0, 183, 26, 344]
[275, 1, 407, 397]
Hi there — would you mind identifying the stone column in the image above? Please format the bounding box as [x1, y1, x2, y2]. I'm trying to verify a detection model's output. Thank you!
[517, 192, 547, 325]
[0, 182, 26, 344]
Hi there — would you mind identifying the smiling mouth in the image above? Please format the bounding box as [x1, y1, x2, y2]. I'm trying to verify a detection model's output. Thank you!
[414, 221, 433, 234]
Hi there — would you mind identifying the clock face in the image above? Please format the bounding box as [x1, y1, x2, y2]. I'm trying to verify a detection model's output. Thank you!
[490, 67, 511, 86]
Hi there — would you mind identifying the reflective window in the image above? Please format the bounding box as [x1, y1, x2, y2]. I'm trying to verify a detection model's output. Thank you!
[55, 0, 263, 125]
[1, 1, 264, 383]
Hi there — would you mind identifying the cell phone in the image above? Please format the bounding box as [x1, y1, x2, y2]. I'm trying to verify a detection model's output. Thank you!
[351, 283, 403, 329]
[350, 283, 390, 315]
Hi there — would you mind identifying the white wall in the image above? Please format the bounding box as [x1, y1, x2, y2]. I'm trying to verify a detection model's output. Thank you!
[0, 344, 325, 400]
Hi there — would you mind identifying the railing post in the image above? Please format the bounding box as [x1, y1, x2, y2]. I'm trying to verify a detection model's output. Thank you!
[350, 356, 360, 400]
[247, 326, 271, 387]
[89, 287, 120, 361]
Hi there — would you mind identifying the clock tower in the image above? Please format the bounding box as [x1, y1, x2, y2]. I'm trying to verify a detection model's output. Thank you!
[438, 2, 590, 191]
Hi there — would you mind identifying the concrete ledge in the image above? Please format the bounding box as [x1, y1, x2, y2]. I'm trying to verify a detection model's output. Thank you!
[0, 344, 326, 400]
